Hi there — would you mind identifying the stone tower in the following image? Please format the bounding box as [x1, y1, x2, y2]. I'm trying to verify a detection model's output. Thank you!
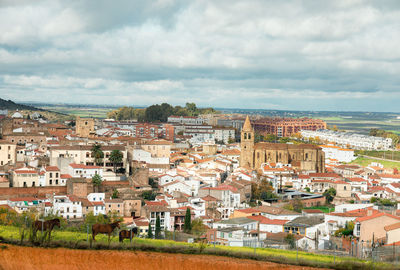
[240, 115, 254, 169]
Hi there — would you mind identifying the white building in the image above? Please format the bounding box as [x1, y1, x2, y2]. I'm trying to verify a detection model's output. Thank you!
[51, 195, 83, 220]
[68, 163, 103, 178]
[319, 145, 356, 163]
[301, 130, 392, 150]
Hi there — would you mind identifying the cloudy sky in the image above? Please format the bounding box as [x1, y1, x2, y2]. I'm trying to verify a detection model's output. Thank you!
[1, 0, 400, 111]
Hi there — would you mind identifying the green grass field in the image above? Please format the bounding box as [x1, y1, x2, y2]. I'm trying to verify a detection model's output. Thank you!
[0, 225, 384, 268]
[39, 106, 112, 118]
[304, 206, 335, 213]
[350, 156, 400, 169]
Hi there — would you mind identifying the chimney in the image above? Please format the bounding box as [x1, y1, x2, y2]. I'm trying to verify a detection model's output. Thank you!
[367, 209, 373, 216]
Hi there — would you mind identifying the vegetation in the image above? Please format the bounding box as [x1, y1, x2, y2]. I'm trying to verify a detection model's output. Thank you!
[109, 150, 123, 173]
[155, 216, 161, 239]
[147, 223, 153, 239]
[350, 156, 400, 169]
[107, 102, 218, 122]
[250, 179, 277, 203]
[91, 174, 102, 193]
[370, 197, 397, 207]
[111, 189, 119, 199]
[0, 224, 397, 270]
[91, 143, 104, 165]
[140, 191, 157, 201]
[303, 206, 335, 213]
[284, 233, 296, 249]
[355, 149, 400, 161]
[369, 128, 399, 146]
[148, 177, 158, 189]
[283, 198, 303, 213]
[191, 218, 206, 237]
[323, 188, 336, 204]
[184, 208, 192, 233]
[334, 221, 354, 237]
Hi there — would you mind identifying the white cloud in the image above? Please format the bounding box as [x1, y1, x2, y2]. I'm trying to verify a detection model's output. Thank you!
[0, 0, 400, 111]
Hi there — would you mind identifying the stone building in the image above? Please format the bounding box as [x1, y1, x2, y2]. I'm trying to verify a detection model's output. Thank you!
[240, 116, 325, 173]
[75, 116, 95, 137]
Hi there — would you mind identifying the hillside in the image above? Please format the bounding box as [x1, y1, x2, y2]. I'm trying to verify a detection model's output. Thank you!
[0, 98, 43, 111]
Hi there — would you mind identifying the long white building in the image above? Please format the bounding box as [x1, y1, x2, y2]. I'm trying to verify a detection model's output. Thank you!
[301, 130, 392, 150]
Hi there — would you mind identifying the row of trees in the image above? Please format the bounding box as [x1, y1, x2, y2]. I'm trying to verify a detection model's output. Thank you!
[107, 102, 218, 122]
[91, 143, 123, 172]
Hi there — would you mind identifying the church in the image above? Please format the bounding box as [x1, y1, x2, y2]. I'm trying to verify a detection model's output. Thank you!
[240, 116, 325, 173]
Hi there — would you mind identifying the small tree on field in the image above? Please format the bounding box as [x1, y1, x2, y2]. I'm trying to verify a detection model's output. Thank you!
[155, 215, 161, 239]
[147, 223, 153, 238]
[184, 208, 192, 233]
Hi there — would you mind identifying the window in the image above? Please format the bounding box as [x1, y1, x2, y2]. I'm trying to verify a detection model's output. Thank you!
[49, 180, 52, 185]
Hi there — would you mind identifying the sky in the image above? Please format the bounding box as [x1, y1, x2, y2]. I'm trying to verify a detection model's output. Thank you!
[1, 0, 400, 112]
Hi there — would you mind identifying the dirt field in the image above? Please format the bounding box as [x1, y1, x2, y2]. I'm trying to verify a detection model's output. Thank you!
[0, 244, 326, 270]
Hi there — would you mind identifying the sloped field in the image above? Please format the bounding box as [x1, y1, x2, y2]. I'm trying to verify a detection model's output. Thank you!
[0, 244, 325, 270]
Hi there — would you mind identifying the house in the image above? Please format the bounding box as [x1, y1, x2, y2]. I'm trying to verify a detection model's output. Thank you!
[68, 163, 103, 179]
[105, 199, 124, 215]
[284, 216, 325, 239]
[213, 217, 258, 232]
[384, 222, 400, 245]
[354, 212, 400, 243]
[51, 195, 83, 220]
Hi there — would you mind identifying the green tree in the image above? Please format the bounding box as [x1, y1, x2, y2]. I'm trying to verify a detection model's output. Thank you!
[91, 143, 104, 165]
[323, 188, 336, 204]
[109, 149, 123, 173]
[141, 191, 157, 201]
[92, 174, 102, 193]
[284, 233, 296, 249]
[184, 208, 192, 233]
[147, 223, 153, 238]
[111, 189, 119, 199]
[191, 218, 206, 237]
[155, 215, 161, 239]
[305, 187, 311, 192]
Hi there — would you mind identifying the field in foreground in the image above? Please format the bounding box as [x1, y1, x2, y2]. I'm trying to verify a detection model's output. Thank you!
[0, 244, 324, 270]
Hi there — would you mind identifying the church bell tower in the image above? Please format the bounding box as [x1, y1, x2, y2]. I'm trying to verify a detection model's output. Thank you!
[240, 115, 254, 169]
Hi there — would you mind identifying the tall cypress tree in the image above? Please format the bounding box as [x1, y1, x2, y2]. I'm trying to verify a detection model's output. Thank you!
[184, 208, 192, 233]
[155, 216, 161, 239]
[147, 223, 153, 238]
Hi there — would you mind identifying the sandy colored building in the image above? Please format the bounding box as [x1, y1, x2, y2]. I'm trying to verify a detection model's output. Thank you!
[385, 222, 400, 245]
[354, 212, 400, 243]
[141, 139, 172, 159]
[240, 116, 325, 172]
[75, 116, 95, 137]
[12, 167, 39, 187]
[0, 141, 16, 166]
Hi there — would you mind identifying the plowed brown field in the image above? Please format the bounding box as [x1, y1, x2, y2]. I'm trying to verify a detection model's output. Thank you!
[0, 244, 326, 270]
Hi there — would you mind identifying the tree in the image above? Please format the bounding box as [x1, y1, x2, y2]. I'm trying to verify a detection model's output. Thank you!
[291, 198, 304, 213]
[184, 208, 192, 233]
[111, 189, 119, 199]
[141, 191, 157, 201]
[284, 233, 296, 249]
[91, 143, 104, 165]
[323, 188, 336, 204]
[147, 223, 153, 238]
[305, 187, 311, 192]
[191, 218, 206, 237]
[109, 149, 123, 173]
[92, 174, 102, 193]
[155, 215, 161, 239]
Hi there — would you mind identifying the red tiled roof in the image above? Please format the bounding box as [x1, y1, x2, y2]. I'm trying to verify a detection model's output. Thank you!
[356, 212, 400, 223]
[384, 222, 400, 232]
[60, 174, 73, 179]
[45, 166, 59, 171]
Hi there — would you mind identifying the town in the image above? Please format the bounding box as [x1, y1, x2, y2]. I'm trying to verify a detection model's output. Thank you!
[1, 104, 400, 262]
